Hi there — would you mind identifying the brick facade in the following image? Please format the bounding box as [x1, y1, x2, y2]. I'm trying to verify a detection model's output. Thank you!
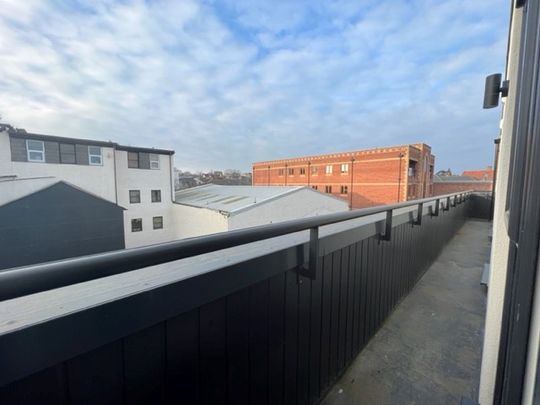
[252, 144, 435, 209]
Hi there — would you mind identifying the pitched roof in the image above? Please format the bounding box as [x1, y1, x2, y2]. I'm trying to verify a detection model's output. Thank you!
[174, 184, 323, 214]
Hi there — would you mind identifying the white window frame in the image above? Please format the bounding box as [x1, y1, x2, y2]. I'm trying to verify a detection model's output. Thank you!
[88, 146, 102, 166]
[150, 154, 160, 170]
[325, 165, 333, 174]
[341, 164, 349, 173]
[26, 140, 45, 162]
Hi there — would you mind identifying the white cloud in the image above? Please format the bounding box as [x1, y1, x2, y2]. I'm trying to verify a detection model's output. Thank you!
[0, 0, 509, 172]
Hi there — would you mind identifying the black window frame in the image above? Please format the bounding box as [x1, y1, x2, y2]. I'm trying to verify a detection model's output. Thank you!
[151, 190, 161, 203]
[153, 216, 163, 230]
[131, 218, 142, 232]
[128, 152, 139, 168]
[129, 190, 141, 204]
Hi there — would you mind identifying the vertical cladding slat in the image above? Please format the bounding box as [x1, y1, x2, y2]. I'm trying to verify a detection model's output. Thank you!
[166, 308, 200, 404]
[374, 236, 384, 332]
[380, 239, 389, 321]
[268, 273, 286, 405]
[359, 239, 368, 349]
[348, 242, 361, 359]
[366, 237, 375, 341]
[308, 260, 323, 402]
[123, 323, 166, 404]
[226, 288, 250, 405]
[0, 364, 68, 404]
[199, 298, 228, 405]
[283, 270, 299, 404]
[249, 280, 270, 405]
[319, 253, 333, 392]
[337, 246, 349, 371]
[345, 244, 356, 363]
[297, 272, 312, 405]
[65, 341, 124, 404]
[329, 250, 342, 379]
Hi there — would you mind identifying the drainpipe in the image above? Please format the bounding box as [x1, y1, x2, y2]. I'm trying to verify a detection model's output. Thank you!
[285, 164, 288, 186]
[349, 158, 355, 209]
[490, 138, 500, 220]
[307, 161, 311, 187]
[397, 152, 404, 202]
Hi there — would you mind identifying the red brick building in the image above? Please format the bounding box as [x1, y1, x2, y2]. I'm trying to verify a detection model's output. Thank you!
[252, 144, 435, 209]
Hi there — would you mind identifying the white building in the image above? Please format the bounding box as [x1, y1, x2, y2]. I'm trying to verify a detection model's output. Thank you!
[173, 184, 349, 239]
[0, 124, 175, 248]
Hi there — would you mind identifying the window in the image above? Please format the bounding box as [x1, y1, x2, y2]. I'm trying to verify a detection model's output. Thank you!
[128, 152, 139, 168]
[129, 190, 141, 203]
[408, 161, 417, 177]
[60, 143, 76, 164]
[278, 168, 285, 176]
[340, 185, 348, 194]
[131, 218, 142, 232]
[311, 166, 318, 175]
[150, 154, 160, 169]
[288, 168, 294, 175]
[312, 185, 318, 190]
[89, 146, 102, 165]
[153, 216, 163, 229]
[325, 165, 333, 174]
[151, 189, 161, 203]
[325, 185, 332, 193]
[341, 164, 349, 173]
[26, 140, 44, 162]
[300, 167, 306, 175]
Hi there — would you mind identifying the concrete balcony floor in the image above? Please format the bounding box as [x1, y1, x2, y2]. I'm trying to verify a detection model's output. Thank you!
[322, 220, 491, 405]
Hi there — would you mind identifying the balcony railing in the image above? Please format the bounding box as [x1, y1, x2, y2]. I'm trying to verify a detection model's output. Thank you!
[0, 191, 484, 404]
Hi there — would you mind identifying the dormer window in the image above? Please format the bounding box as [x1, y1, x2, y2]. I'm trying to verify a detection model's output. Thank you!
[26, 140, 44, 162]
[150, 154, 160, 170]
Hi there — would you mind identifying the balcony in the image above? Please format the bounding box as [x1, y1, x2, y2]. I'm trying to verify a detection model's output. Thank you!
[0, 191, 490, 404]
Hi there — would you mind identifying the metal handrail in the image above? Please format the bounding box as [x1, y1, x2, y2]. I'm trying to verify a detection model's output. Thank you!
[0, 191, 472, 301]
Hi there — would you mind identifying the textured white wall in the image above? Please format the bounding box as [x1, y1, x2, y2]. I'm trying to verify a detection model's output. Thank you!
[172, 203, 228, 239]
[479, 4, 523, 404]
[227, 188, 349, 230]
[115, 150, 176, 248]
[0, 177, 57, 206]
[0, 130, 117, 202]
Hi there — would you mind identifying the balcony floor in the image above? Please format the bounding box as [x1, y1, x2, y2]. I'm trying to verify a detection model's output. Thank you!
[322, 220, 491, 405]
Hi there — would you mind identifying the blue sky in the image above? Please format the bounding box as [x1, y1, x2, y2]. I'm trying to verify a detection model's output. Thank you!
[0, 0, 509, 172]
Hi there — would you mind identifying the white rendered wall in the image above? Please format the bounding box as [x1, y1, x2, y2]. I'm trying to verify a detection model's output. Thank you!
[227, 188, 349, 230]
[172, 203, 228, 239]
[0, 177, 57, 206]
[478, 4, 522, 404]
[0, 130, 117, 203]
[115, 150, 176, 248]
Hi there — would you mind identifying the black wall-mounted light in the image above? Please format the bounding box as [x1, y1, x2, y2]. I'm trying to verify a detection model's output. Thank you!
[483, 73, 509, 109]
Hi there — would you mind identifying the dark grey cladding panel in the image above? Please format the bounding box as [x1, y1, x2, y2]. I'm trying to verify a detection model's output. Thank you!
[9, 137, 27, 162]
[44, 141, 60, 163]
[139, 152, 151, 169]
[0, 182, 125, 270]
[76, 144, 89, 165]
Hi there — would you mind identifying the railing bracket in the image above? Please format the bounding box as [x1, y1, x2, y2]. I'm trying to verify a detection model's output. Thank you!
[413, 203, 423, 226]
[297, 227, 318, 281]
[431, 199, 440, 217]
[380, 209, 393, 241]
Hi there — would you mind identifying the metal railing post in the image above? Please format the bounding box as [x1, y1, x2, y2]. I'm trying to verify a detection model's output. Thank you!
[298, 227, 319, 280]
[431, 199, 440, 217]
[413, 202, 423, 225]
[444, 196, 451, 211]
[381, 209, 393, 241]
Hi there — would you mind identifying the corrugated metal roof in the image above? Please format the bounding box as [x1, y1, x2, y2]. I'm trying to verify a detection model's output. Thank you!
[174, 184, 305, 213]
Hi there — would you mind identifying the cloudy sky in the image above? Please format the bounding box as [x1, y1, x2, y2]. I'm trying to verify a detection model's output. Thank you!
[0, 0, 509, 172]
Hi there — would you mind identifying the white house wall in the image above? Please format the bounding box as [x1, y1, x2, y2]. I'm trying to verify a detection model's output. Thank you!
[172, 203, 228, 240]
[115, 150, 176, 248]
[0, 130, 117, 203]
[227, 188, 349, 230]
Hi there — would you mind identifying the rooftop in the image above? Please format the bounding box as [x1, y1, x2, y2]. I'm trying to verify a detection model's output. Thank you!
[252, 143, 433, 165]
[433, 174, 491, 183]
[174, 184, 308, 213]
[2, 124, 175, 155]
